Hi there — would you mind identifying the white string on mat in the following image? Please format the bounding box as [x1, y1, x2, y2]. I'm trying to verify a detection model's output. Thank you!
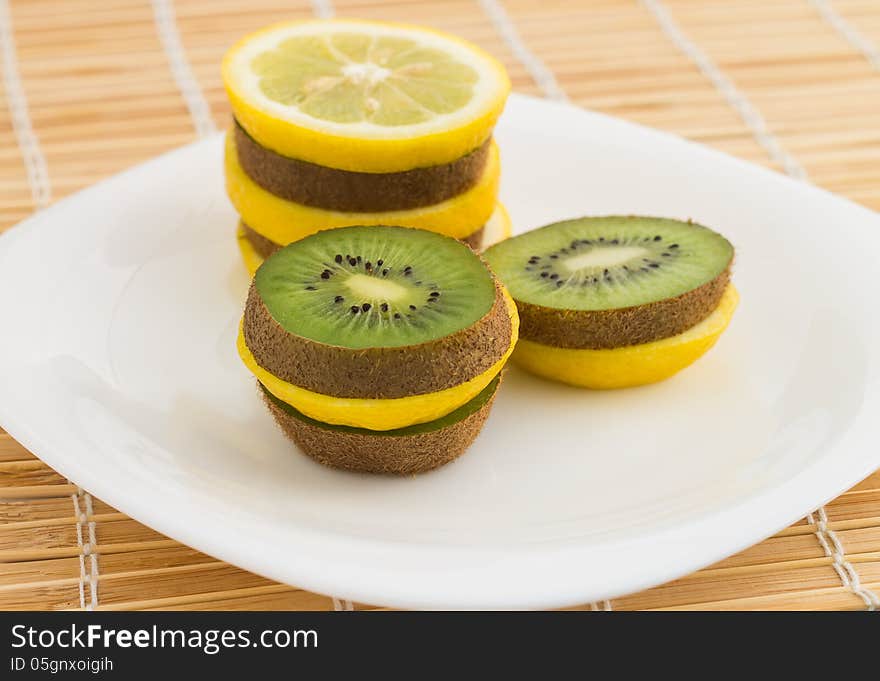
[71, 494, 87, 610]
[71, 489, 100, 610]
[151, 0, 217, 138]
[332, 597, 354, 611]
[3, 0, 99, 610]
[807, 509, 878, 610]
[809, 0, 880, 71]
[640, 0, 807, 181]
[643, 0, 878, 611]
[477, 0, 568, 102]
[0, 0, 51, 209]
[310, 0, 335, 20]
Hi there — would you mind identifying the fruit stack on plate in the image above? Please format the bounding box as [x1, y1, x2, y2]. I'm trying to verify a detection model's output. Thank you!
[485, 216, 738, 389]
[236, 225, 519, 474]
[222, 19, 513, 273]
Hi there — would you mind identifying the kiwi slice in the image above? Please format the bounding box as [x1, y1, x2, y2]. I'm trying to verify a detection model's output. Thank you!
[484, 216, 733, 349]
[244, 225, 514, 398]
[234, 120, 492, 213]
[261, 375, 501, 474]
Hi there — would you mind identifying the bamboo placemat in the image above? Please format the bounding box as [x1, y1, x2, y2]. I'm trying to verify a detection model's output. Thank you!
[1, 0, 879, 611]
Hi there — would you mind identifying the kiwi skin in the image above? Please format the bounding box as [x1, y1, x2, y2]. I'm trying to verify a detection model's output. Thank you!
[234, 120, 492, 213]
[517, 266, 731, 349]
[243, 277, 514, 399]
[240, 222, 485, 259]
[261, 376, 501, 475]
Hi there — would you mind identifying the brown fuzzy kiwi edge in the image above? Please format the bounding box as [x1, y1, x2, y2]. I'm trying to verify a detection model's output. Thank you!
[234, 120, 492, 213]
[243, 276, 514, 400]
[517, 265, 731, 349]
[261, 375, 501, 475]
[240, 222, 485, 259]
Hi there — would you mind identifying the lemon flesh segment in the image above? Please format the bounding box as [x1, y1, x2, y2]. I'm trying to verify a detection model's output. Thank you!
[225, 132, 500, 243]
[223, 19, 510, 172]
[236, 203, 509, 276]
[513, 285, 739, 389]
[237, 289, 520, 430]
[480, 202, 512, 251]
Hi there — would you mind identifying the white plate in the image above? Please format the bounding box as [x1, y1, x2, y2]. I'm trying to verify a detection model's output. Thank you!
[0, 94, 878, 610]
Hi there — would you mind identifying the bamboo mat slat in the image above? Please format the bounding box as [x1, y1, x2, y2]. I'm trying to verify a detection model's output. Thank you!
[1, 0, 879, 611]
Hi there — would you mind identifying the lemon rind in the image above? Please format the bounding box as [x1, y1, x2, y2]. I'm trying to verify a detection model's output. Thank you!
[222, 19, 511, 172]
[225, 132, 500, 244]
[512, 285, 739, 389]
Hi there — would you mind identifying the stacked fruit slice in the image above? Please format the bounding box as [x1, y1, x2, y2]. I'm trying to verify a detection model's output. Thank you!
[484, 216, 737, 389]
[237, 225, 519, 474]
[222, 19, 512, 273]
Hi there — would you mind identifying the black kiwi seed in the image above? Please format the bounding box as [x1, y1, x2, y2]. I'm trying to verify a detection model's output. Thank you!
[550, 273, 559, 280]
[654, 235, 662, 241]
[350, 306, 359, 313]
[550, 254, 559, 259]
[347, 256, 356, 266]
[429, 291, 440, 297]
[382, 269, 389, 276]
[321, 270, 331, 279]
[409, 304, 417, 310]
[394, 313, 401, 319]
[649, 263, 660, 268]
[377, 259, 383, 267]
[356, 256, 362, 264]
[670, 244, 679, 249]
[334, 295, 344, 303]
[610, 239, 619, 245]
[365, 261, 372, 271]
[380, 303, 388, 312]
[540, 272, 549, 278]
[305, 286, 316, 290]
[334, 254, 343, 264]
[361, 303, 371, 312]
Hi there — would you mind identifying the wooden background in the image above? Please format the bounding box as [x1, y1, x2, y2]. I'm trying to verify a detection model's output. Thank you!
[1, 0, 879, 611]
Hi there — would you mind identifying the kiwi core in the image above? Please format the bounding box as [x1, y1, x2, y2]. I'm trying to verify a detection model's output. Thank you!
[562, 246, 650, 273]
[345, 273, 408, 301]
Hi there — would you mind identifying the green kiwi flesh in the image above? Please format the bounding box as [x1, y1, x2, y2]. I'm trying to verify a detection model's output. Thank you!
[234, 120, 491, 213]
[244, 226, 513, 398]
[484, 216, 733, 349]
[261, 375, 501, 474]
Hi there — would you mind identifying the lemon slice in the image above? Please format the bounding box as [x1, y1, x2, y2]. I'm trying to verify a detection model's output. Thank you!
[237, 290, 520, 430]
[223, 19, 510, 172]
[512, 285, 739, 389]
[225, 132, 500, 243]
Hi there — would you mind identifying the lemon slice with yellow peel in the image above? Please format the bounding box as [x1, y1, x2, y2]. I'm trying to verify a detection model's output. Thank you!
[225, 132, 500, 243]
[512, 285, 739, 389]
[223, 19, 510, 172]
[237, 289, 519, 430]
